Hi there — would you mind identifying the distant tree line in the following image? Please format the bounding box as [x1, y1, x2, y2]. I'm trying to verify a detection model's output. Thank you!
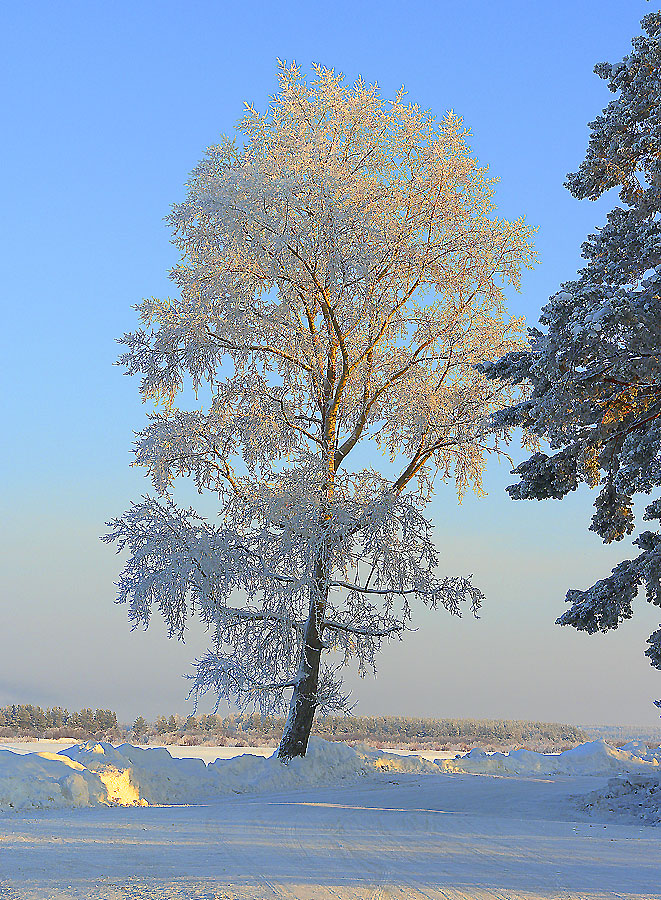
[314, 715, 587, 746]
[140, 713, 587, 751]
[0, 705, 588, 751]
[583, 724, 661, 746]
[0, 705, 118, 739]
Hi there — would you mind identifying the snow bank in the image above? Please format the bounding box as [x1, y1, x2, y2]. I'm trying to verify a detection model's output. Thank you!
[58, 738, 433, 803]
[0, 738, 381, 809]
[437, 740, 661, 777]
[59, 742, 213, 805]
[3, 738, 661, 811]
[354, 744, 440, 774]
[0, 747, 109, 810]
[208, 737, 370, 795]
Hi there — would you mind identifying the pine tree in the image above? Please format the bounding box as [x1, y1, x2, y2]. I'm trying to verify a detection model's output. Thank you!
[132, 716, 148, 740]
[106, 63, 536, 761]
[483, 14, 661, 692]
[155, 715, 169, 734]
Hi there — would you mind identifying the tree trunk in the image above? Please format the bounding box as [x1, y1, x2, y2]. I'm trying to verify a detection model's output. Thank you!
[276, 621, 322, 762]
[277, 558, 326, 762]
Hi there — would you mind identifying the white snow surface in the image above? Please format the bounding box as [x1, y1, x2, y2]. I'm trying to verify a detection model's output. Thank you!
[3, 739, 661, 898]
[1, 737, 660, 812]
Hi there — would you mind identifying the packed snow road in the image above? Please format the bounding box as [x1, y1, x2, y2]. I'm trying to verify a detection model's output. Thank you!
[2, 772, 660, 900]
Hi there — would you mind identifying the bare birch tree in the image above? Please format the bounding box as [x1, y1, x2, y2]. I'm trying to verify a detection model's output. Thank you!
[105, 63, 536, 761]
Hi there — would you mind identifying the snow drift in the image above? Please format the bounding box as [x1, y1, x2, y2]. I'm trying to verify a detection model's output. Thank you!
[438, 740, 661, 777]
[1, 738, 661, 811]
[0, 738, 422, 810]
[0, 748, 109, 810]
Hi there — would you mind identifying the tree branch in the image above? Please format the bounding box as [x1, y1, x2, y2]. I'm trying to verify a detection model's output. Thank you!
[321, 619, 405, 637]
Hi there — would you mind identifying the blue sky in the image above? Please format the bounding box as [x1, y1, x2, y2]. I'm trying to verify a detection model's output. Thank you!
[3, 0, 660, 725]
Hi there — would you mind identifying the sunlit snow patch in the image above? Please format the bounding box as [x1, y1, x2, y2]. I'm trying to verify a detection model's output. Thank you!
[59, 741, 217, 805]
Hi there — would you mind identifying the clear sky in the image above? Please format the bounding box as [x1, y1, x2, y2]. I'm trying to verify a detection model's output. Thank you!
[3, 0, 660, 726]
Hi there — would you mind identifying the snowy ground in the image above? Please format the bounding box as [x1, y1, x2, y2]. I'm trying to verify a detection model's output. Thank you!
[1, 740, 660, 900]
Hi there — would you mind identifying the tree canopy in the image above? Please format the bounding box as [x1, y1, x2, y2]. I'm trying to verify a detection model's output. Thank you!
[106, 63, 536, 759]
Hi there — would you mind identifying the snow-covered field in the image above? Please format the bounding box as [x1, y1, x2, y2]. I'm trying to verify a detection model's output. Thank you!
[1, 738, 660, 899]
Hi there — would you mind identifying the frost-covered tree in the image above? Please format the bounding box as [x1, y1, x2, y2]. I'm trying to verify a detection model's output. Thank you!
[105, 64, 536, 761]
[482, 14, 661, 689]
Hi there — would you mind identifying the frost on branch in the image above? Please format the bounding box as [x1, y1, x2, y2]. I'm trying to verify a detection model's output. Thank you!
[483, 13, 661, 685]
[106, 63, 535, 756]
[105, 487, 483, 716]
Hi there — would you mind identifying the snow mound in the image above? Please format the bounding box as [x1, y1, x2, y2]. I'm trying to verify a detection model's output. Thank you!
[620, 740, 661, 764]
[0, 747, 108, 810]
[0, 738, 376, 809]
[437, 740, 661, 777]
[59, 741, 214, 805]
[578, 774, 661, 825]
[208, 737, 369, 794]
[60, 738, 373, 804]
[354, 744, 439, 774]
